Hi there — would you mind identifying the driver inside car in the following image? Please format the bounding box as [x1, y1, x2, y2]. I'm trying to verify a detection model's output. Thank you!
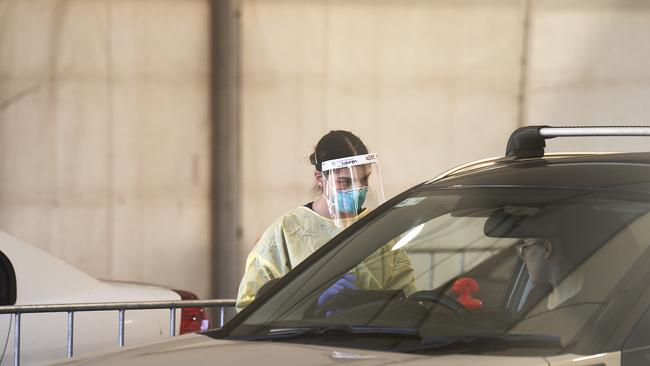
[513, 205, 629, 313]
[516, 237, 585, 310]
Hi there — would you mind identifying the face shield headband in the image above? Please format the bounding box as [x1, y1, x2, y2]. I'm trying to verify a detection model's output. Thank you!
[320, 153, 385, 227]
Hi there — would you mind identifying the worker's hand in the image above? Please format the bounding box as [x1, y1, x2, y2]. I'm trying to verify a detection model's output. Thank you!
[316, 273, 357, 307]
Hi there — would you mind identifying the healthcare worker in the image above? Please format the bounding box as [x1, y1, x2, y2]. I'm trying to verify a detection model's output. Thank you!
[236, 130, 416, 312]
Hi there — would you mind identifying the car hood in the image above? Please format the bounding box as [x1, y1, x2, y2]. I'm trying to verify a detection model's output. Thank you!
[57, 333, 549, 366]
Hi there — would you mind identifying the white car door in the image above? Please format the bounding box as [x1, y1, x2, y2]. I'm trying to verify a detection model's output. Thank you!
[0, 316, 9, 366]
[0, 232, 189, 365]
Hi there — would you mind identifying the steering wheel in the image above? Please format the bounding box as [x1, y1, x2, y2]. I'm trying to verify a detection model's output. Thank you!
[311, 289, 407, 318]
[406, 290, 469, 314]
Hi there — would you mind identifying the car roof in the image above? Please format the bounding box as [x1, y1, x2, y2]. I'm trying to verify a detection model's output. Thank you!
[426, 151, 650, 193]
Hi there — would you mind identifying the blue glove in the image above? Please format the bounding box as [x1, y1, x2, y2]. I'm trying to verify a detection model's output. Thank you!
[317, 273, 357, 307]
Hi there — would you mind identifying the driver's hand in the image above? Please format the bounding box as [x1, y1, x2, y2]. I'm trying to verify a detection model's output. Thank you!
[317, 273, 357, 307]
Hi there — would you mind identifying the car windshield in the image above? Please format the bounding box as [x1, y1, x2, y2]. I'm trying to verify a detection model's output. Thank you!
[222, 186, 650, 356]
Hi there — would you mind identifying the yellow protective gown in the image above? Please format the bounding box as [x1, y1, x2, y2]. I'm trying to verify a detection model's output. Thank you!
[236, 206, 416, 312]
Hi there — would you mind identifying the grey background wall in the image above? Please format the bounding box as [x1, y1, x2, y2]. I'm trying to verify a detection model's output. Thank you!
[2, 0, 650, 299]
[0, 0, 213, 297]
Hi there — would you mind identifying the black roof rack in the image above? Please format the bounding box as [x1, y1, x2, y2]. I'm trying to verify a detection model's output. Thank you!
[506, 125, 650, 159]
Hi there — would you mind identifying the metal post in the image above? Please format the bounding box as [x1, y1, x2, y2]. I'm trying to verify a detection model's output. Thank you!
[460, 251, 466, 273]
[118, 309, 125, 347]
[211, 0, 242, 302]
[429, 252, 435, 289]
[169, 308, 176, 337]
[14, 313, 21, 366]
[219, 306, 225, 327]
[67, 311, 75, 358]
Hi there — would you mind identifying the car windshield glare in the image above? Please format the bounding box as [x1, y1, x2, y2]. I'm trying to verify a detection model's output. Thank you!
[226, 187, 650, 356]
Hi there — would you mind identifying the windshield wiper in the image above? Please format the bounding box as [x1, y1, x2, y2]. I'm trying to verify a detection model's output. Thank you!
[237, 325, 420, 341]
[402, 333, 561, 353]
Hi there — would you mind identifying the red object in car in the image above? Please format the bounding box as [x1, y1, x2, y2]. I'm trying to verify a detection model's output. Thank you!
[173, 289, 208, 334]
[451, 277, 483, 310]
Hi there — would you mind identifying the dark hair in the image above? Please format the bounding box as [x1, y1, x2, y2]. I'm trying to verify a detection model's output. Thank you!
[309, 130, 368, 171]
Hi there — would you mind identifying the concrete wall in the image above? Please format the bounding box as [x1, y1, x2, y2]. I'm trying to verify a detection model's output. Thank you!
[526, 0, 650, 153]
[4, 0, 650, 300]
[0, 0, 212, 297]
[239, 0, 524, 281]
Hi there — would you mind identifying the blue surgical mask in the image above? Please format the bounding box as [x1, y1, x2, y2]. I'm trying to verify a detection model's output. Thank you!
[335, 187, 368, 214]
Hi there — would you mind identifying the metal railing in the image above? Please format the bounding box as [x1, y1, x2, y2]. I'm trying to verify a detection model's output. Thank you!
[0, 298, 236, 366]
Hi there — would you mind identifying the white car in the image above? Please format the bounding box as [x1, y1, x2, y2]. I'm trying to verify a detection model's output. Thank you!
[0, 230, 207, 365]
[54, 126, 650, 366]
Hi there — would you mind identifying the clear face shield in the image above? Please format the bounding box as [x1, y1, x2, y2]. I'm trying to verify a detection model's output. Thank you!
[320, 153, 385, 228]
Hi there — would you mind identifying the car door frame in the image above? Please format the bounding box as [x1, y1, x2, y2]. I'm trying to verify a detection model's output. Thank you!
[0, 250, 16, 306]
[0, 250, 17, 365]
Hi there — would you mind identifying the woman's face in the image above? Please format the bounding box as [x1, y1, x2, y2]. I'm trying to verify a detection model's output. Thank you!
[316, 165, 372, 218]
[330, 165, 371, 191]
